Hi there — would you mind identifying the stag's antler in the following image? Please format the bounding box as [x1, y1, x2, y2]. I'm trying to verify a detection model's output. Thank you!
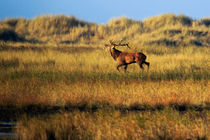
[118, 42, 130, 49]
[109, 40, 114, 45]
[109, 40, 130, 49]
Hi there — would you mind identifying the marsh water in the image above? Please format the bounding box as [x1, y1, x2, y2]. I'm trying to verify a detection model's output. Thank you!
[0, 122, 17, 139]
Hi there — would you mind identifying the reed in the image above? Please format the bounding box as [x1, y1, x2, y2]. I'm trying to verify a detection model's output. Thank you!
[16, 109, 210, 140]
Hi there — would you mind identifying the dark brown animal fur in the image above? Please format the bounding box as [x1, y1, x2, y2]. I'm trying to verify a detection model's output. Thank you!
[104, 43, 150, 72]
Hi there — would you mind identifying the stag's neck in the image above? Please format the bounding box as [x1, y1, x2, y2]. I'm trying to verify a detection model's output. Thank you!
[110, 48, 121, 60]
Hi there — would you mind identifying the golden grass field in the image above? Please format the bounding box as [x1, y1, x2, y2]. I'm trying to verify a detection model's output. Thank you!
[0, 43, 209, 139]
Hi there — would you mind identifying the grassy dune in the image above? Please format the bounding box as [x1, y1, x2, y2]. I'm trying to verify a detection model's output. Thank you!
[1, 14, 210, 47]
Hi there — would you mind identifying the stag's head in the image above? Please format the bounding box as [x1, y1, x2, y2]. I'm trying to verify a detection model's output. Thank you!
[104, 40, 116, 51]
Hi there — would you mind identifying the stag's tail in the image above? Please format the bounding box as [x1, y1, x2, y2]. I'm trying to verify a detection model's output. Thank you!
[138, 52, 150, 71]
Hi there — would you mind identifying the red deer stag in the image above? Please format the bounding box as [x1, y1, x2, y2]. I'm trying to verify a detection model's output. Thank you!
[104, 41, 150, 72]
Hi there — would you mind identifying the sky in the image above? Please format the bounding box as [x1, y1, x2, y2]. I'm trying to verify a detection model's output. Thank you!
[0, 0, 209, 24]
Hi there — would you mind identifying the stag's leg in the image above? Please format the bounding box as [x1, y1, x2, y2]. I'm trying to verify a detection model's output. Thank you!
[117, 64, 124, 72]
[137, 60, 144, 71]
[124, 64, 128, 72]
[144, 61, 150, 71]
[140, 63, 144, 71]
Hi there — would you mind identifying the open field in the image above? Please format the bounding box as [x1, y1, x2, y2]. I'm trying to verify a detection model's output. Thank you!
[0, 43, 209, 139]
[0, 44, 209, 107]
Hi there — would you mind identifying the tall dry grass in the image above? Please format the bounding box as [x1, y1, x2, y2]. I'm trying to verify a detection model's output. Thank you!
[0, 45, 209, 139]
[0, 45, 209, 108]
[16, 109, 210, 140]
[1, 14, 210, 47]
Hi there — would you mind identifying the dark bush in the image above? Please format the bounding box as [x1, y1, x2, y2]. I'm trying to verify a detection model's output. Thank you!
[190, 40, 203, 46]
[150, 39, 179, 46]
[0, 18, 19, 27]
[201, 18, 210, 26]
[177, 14, 192, 26]
[0, 28, 25, 41]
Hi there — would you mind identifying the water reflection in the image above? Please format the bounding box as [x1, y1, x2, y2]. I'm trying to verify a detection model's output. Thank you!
[0, 122, 17, 139]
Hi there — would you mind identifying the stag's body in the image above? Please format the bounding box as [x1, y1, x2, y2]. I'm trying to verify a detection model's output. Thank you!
[105, 42, 150, 72]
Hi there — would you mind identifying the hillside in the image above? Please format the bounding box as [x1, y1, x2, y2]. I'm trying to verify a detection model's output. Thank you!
[0, 14, 210, 47]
